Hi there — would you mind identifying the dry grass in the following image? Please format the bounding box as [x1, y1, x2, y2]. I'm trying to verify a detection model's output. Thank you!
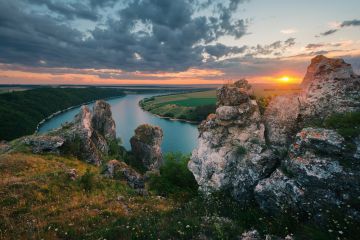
[0, 153, 174, 239]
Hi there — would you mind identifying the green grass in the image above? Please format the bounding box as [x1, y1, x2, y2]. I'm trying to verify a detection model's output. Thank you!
[165, 98, 217, 107]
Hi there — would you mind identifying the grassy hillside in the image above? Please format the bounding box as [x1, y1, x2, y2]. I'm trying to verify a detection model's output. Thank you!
[140, 84, 301, 122]
[0, 88, 125, 141]
[0, 149, 356, 239]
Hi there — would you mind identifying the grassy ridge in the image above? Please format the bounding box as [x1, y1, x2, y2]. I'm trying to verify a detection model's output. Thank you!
[0, 87, 125, 141]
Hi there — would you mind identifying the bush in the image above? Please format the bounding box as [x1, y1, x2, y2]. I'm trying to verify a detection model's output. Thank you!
[323, 112, 360, 139]
[149, 153, 198, 197]
[235, 145, 247, 155]
[257, 96, 273, 114]
[79, 169, 96, 192]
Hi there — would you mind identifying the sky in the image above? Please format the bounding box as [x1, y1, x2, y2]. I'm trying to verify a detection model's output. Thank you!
[0, 0, 359, 85]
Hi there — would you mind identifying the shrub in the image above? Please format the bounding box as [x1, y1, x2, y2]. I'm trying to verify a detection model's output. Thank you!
[257, 96, 273, 114]
[79, 169, 96, 192]
[235, 145, 247, 155]
[148, 153, 198, 197]
[323, 112, 360, 139]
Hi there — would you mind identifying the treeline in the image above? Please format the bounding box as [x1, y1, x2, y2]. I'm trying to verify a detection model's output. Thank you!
[0, 87, 125, 140]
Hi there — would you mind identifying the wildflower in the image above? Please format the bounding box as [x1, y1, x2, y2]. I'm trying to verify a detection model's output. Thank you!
[328, 229, 333, 233]
[338, 231, 343, 234]
[186, 225, 190, 228]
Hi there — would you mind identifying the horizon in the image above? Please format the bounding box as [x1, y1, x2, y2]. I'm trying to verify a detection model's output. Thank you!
[0, 0, 359, 85]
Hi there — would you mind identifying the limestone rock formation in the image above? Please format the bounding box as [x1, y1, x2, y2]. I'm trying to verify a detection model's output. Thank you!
[264, 55, 360, 147]
[24, 135, 65, 154]
[23, 100, 117, 165]
[130, 124, 163, 171]
[104, 160, 145, 189]
[255, 127, 360, 216]
[190, 55, 360, 216]
[188, 79, 277, 203]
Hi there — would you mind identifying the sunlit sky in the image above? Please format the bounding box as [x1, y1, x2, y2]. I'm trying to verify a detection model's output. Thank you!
[0, 0, 359, 85]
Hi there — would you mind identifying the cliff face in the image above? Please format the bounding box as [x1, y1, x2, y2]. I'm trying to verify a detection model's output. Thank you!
[22, 100, 117, 165]
[189, 55, 360, 215]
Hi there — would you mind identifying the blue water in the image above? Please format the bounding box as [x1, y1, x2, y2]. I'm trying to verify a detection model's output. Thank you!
[38, 94, 199, 154]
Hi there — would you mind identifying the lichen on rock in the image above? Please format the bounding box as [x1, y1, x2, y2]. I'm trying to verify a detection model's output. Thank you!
[188, 79, 277, 203]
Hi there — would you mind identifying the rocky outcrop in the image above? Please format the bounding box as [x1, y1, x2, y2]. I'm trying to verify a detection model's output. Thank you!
[104, 160, 145, 189]
[255, 127, 360, 216]
[23, 135, 65, 154]
[264, 55, 360, 147]
[23, 100, 117, 165]
[188, 79, 277, 203]
[190, 56, 360, 216]
[130, 124, 163, 171]
[299, 55, 360, 121]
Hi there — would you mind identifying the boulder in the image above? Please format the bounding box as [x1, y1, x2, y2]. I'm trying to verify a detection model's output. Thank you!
[189, 80, 277, 203]
[104, 160, 145, 189]
[130, 124, 163, 171]
[24, 135, 65, 154]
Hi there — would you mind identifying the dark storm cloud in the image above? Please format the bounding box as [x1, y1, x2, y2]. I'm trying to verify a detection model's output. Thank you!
[320, 19, 360, 36]
[0, 0, 251, 72]
[27, 0, 99, 21]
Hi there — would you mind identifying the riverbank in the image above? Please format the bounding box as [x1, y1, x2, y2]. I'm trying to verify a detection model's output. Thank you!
[139, 90, 217, 122]
[35, 95, 125, 133]
[0, 88, 126, 140]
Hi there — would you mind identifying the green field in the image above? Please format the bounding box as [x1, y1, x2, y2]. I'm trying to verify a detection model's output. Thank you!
[140, 90, 217, 122]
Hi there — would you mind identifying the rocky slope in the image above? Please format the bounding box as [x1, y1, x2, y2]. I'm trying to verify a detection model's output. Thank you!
[189, 55, 360, 216]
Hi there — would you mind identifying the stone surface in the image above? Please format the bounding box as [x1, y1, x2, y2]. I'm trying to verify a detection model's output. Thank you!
[104, 160, 145, 189]
[255, 127, 360, 215]
[264, 55, 360, 147]
[263, 94, 300, 148]
[189, 80, 277, 203]
[130, 124, 163, 171]
[299, 55, 360, 122]
[91, 100, 116, 141]
[24, 135, 65, 154]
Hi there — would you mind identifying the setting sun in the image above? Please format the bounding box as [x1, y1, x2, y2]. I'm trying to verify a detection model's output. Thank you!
[279, 76, 291, 83]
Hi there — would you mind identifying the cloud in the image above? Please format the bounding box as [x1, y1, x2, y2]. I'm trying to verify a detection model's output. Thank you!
[280, 28, 297, 34]
[249, 38, 296, 56]
[0, 0, 251, 72]
[204, 44, 247, 59]
[320, 19, 360, 36]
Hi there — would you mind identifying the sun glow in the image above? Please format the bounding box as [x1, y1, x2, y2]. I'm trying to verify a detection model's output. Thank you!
[279, 76, 290, 83]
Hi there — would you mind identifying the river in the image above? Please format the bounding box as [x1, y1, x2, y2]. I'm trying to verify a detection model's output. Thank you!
[38, 94, 199, 154]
